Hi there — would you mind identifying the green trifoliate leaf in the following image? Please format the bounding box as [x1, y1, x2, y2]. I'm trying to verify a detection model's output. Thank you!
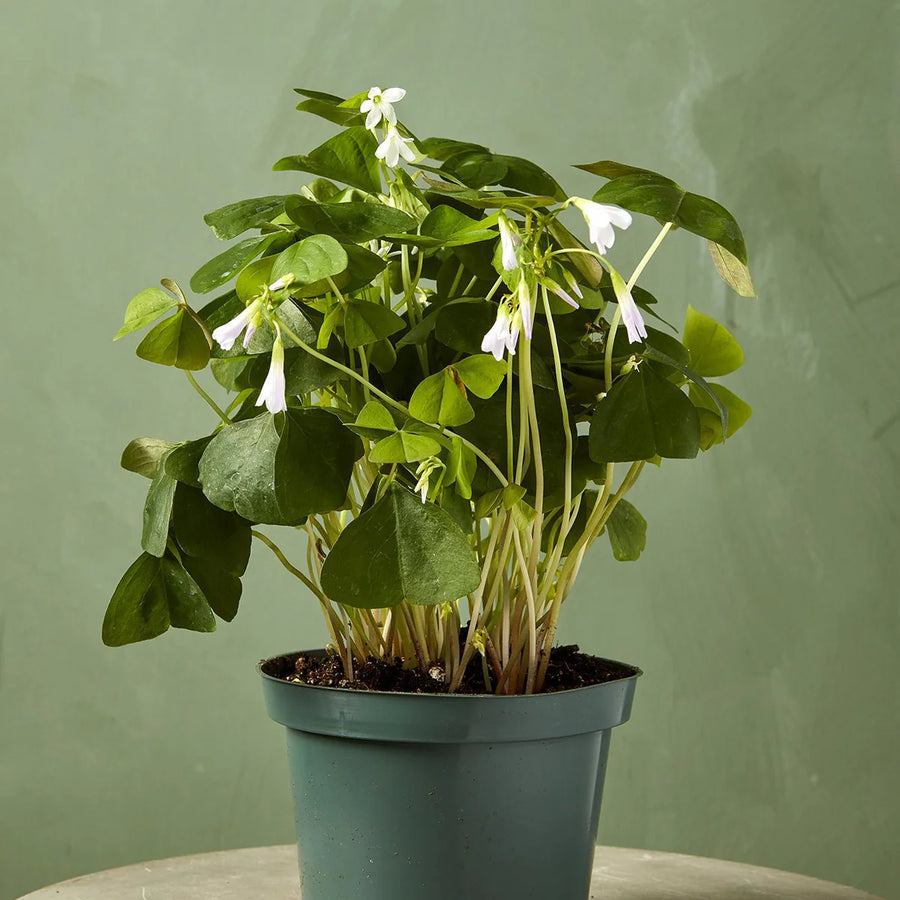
[583, 162, 749, 266]
[589, 365, 700, 463]
[409, 367, 474, 426]
[682, 305, 744, 376]
[273, 126, 382, 194]
[605, 498, 647, 561]
[689, 382, 752, 447]
[102, 552, 216, 646]
[320, 484, 481, 608]
[368, 429, 443, 464]
[121, 437, 175, 478]
[347, 400, 399, 439]
[270, 233, 348, 286]
[114, 288, 178, 340]
[284, 196, 416, 243]
[141, 460, 177, 557]
[203, 195, 289, 241]
[135, 308, 211, 370]
[387, 205, 497, 248]
[190, 234, 278, 294]
[446, 436, 477, 500]
[453, 354, 507, 399]
[198, 409, 359, 525]
[172, 483, 251, 576]
[343, 299, 405, 348]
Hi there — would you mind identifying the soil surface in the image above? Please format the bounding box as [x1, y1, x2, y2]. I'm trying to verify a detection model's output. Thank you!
[261, 644, 640, 695]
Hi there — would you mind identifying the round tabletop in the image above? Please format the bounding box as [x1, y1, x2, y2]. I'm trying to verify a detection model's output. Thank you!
[17, 845, 882, 899]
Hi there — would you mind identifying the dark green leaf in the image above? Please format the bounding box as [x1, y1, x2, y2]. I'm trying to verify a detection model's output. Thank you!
[589, 365, 700, 462]
[190, 234, 277, 294]
[494, 154, 566, 201]
[135, 309, 210, 370]
[102, 553, 215, 646]
[320, 484, 481, 608]
[343, 299, 405, 348]
[606, 498, 647, 561]
[114, 288, 178, 340]
[181, 554, 242, 622]
[273, 127, 382, 194]
[199, 409, 358, 525]
[164, 437, 213, 488]
[421, 137, 490, 161]
[172, 483, 251, 575]
[435, 301, 496, 354]
[203, 196, 288, 241]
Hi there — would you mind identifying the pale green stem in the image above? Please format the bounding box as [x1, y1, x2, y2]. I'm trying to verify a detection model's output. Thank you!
[184, 371, 230, 425]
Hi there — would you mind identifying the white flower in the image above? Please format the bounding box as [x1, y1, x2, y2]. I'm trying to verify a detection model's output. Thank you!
[211, 299, 263, 351]
[267, 274, 294, 293]
[375, 124, 417, 168]
[481, 303, 519, 361]
[610, 268, 647, 344]
[360, 86, 406, 130]
[497, 213, 521, 271]
[256, 329, 287, 414]
[570, 197, 632, 255]
[546, 280, 580, 309]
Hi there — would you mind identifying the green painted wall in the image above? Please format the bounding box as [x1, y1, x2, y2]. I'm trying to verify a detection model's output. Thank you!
[1, 1, 897, 897]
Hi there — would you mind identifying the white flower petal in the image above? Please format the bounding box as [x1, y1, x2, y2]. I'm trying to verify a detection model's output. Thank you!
[398, 137, 417, 162]
[381, 87, 406, 103]
[211, 303, 256, 351]
[554, 287, 580, 308]
[601, 203, 633, 229]
[256, 339, 287, 414]
[594, 223, 616, 255]
[242, 322, 258, 349]
[365, 106, 381, 130]
[367, 86, 382, 99]
[360, 99, 374, 113]
[382, 103, 397, 125]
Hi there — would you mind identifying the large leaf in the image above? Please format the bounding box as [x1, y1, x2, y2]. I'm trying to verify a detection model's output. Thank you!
[114, 288, 178, 340]
[708, 241, 755, 297]
[434, 300, 497, 354]
[181, 554, 242, 622]
[172, 483, 251, 576]
[583, 163, 748, 266]
[273, 127, 382, 194]
[589, 365, 700, 462]
[102, 552, 216, 646]
[135, 309, 210, 370]
[453, 354, 506, 399]
[199, 409, 358, 525]
[320, 484, 481, 608]
[409, 367, 474, 426]
[284, 196, 415, 243]
[203, 195, 288, 241]
[190, 234, 277, 294]
[343, 299, 405, 348]
[270, 234, 348, 286]
[682, 305, 744, 376]
[606, 498, 647, 561]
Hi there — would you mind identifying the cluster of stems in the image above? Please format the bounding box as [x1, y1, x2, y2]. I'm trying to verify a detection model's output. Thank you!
[191, 155, 669, 694]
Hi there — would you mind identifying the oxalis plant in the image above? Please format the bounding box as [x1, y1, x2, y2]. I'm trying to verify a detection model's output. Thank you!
[104, 85, 754, 695]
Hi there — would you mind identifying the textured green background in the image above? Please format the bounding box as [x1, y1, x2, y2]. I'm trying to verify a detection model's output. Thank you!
[1, 1, 897, 898]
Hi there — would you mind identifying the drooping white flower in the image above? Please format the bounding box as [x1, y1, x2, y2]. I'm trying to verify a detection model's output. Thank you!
[545, 279, 580, 309]
[211, 299, 263, 351]
[609, 268, 647, 344]
[497, 213, 522, 271]
[375, 124, 417, 168]
[481, 303, 519, 361]
[256, 328, 288, 414]
[360, 86, 406, 131]
[570, 197, 632, 255]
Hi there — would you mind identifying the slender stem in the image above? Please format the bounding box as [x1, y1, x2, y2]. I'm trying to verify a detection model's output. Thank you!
[184, 371, 230, 425]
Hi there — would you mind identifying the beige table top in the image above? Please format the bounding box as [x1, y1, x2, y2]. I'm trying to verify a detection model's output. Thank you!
[18, 844, 883, 899]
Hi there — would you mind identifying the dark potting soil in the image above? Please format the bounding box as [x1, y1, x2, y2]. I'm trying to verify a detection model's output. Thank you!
[261, 645, 639, 695]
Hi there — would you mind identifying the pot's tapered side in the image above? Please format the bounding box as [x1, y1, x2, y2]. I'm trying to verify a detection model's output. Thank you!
[260, 651, 640, 900]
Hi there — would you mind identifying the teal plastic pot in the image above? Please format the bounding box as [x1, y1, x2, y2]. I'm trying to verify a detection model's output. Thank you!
[260, 651, 640, 900]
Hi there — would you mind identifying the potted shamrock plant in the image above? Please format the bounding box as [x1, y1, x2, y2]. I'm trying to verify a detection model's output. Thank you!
[105, 85, 753, 900]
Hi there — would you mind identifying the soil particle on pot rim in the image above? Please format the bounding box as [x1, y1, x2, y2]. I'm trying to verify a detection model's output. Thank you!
[262, 644, 639, 694]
